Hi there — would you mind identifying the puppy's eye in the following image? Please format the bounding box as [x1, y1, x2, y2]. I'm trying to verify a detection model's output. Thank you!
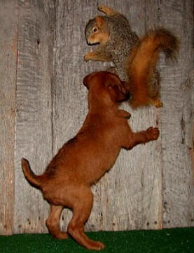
[92, 27, 98, 33]
[108, 84, 117, 90]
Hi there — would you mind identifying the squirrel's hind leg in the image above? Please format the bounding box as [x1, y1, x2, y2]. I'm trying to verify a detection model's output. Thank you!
[150, 98, 163, 108]
[98, 5, 119, 16]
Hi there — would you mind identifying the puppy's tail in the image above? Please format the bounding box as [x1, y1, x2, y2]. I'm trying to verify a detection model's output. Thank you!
[21, 158, 42, 189]
[127, 28, 179, 108]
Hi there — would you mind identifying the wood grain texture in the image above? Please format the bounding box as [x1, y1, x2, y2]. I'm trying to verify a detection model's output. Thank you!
[14, 0, 55, 233]
[158, 0, 194, 227]
[0, 0, 18, 235]
[53, 0, 96, 232]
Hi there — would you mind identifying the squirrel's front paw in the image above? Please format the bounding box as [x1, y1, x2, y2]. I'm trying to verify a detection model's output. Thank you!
[84, 53, 92, 62]
[146, 127, 160, 141]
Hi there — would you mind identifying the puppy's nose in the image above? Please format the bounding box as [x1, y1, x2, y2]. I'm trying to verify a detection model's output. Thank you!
[121, 81, 130, 100]
[83, 75, 89, 87]
[125, 92, 130, 100]
[83, 76, 87, 86]
[121, 81, 128, 88]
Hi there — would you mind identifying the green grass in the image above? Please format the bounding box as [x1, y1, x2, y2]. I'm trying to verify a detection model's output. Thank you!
[1, 228, 194, 253]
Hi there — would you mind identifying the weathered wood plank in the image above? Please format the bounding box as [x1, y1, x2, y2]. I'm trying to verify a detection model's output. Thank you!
[190, 70, 194, 192]
[14, 0, 55, 233]
[0, 0, 18, 235]
[53, 0, 93, 232]
[95, 0, 163, 231]
[159, 0, 194, 227]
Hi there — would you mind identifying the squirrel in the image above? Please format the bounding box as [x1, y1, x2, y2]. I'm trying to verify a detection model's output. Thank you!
[84, 5, 179, 108]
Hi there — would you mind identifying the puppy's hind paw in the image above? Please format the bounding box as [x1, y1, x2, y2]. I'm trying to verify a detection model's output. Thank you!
[95, 241, 105, 250]
[55, 232, 68, 240]
[88, 241, 105, 251]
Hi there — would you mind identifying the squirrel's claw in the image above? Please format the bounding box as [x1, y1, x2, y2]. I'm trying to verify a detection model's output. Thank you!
[84, 52, 94, 62]
[84, 54, 89, 62]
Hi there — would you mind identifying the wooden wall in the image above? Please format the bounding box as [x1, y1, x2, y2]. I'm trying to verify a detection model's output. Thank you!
[0, 0, 193, 235]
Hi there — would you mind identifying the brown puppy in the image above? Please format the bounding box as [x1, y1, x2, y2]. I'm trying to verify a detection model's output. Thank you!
[22, 71, 159, 251]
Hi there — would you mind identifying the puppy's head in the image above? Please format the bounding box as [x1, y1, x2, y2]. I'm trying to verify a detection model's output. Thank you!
[83, 71, 130, 104]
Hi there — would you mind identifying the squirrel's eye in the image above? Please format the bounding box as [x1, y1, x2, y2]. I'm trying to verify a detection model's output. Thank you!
[92, 27, 98, 33]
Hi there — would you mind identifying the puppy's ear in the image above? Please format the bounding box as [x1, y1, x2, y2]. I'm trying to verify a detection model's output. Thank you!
[108, 81, 130, 102]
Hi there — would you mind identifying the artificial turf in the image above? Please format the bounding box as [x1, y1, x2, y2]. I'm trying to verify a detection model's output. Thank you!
[1, 228, 194, 253]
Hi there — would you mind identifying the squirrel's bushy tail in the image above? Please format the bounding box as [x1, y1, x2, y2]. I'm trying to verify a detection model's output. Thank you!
[127, 28, 179, 108]
[21, 158, 43, 189]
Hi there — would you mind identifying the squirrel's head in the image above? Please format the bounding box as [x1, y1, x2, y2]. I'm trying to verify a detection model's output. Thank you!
[85, 16, 110, 45]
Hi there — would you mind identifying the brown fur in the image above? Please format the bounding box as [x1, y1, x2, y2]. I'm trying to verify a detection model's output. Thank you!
[127, 29, 179, 108]
[22, 71, 159, 250]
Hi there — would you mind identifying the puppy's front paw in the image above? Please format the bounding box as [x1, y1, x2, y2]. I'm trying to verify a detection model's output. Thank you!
[146, 127, 159, 141]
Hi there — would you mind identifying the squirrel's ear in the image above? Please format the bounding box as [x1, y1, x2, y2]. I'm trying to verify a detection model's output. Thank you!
[95, 16, 105, 27]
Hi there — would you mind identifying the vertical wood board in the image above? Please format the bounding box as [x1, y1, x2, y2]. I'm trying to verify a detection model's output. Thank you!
[0, 0, 18, 235]
[14, 0, 55, 233]
[159, 0, 194, 227]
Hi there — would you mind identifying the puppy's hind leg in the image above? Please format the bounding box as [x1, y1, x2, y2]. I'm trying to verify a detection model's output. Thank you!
[46, 205, 68, 239]
[67, 187, 105, 250]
